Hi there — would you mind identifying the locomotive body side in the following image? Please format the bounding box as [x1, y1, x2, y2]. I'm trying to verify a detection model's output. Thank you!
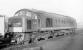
[35, 12, 77, 31]
[31, 10, 77, 43]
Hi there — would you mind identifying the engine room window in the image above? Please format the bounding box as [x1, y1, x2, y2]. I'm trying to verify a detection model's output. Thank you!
[15, 11, 26, 16]
[46, 18, 53, 27]
[38, 19, 40, 24]
[26, 12, 31, 17]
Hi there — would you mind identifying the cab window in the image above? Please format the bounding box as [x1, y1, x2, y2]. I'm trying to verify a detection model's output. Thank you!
[9, 18, 22, 27]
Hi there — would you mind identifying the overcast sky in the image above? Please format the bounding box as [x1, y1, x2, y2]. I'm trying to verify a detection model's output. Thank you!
[0, 0, 82, 27]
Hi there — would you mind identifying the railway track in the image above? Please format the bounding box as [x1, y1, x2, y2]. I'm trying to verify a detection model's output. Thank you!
[1, 32, 74, 50]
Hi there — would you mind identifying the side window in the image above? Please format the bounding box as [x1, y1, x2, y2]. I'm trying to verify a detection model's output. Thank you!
[46, 18, 53, 27]
[63, 19, 66, 24]
[62, 19, 64, 24]
[57, 19, 60, 24]
[55, 18, 57, 24]
[38, 19, 40, 24]
[38, 19, 40, 27]
[58, 19, 61, 24]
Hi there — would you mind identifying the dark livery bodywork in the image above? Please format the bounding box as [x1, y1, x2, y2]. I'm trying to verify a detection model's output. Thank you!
[8, 9, 77, 44]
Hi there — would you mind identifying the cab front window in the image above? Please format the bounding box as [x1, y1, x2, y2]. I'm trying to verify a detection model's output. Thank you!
[9, 18, 22, 32]
[10, 18, 22, 27]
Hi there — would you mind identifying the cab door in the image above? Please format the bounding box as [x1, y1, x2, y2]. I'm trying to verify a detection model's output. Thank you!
[26, 20, 32, 32]
[27, 20, 32, 29]
[32, 19, 38, 31]
[26, 19, 38, 32]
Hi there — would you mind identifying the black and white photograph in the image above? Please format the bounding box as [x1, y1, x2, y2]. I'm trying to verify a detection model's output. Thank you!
[0, 0, 82, 50]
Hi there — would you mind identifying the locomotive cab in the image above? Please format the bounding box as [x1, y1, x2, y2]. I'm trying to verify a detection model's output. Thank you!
[8, 10, 39, 44]
[8, 10, 39, 33]
[8, 17, 22, 32]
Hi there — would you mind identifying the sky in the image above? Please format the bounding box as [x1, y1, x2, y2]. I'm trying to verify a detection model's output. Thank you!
[0, 0, 82, 28]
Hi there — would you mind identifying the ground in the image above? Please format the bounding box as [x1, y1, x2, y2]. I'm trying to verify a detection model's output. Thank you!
[37, 28, 83, 50]
[1, 28, 83, 50]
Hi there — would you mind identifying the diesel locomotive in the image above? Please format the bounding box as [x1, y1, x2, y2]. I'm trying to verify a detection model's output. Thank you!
[7, 9, 77, 44]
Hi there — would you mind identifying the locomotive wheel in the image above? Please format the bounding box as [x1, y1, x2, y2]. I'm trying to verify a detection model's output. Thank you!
[48, 35, 53, 39]
[54, 32, 58, 37]
[34, 36, 41, 43]
[34, 32, 53, 43]
[34, 34, 46, 43]
[15, 33, 25, 44]
[57, 30, 71, 36]
[42, 33, 49, 40]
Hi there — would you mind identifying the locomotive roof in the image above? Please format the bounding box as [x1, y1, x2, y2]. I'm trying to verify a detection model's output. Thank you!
[13, 9, 75, 21]
[14, 9, 69, 18]
[15, 9, 33, 15]
[30, 9, 76, 21]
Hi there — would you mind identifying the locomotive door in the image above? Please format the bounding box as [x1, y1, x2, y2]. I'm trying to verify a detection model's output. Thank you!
[32, 19, 38, 31]
[27, 20, 32, 29]
[27, 20, 32, 32]
[26, 19, 38, 31]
